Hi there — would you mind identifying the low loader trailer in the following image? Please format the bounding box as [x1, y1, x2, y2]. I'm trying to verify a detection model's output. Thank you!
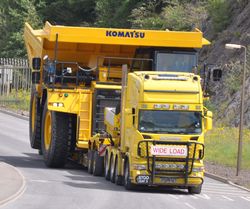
[24, 22, 220, 194]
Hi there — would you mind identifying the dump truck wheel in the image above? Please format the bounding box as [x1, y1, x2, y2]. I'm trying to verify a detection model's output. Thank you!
[41, 103, 69, 168]
[29, 87, 41, 149]
[87, 150, 94, 174]
[124, 160, 135, 190]
[188, 185, 202, 194]
[110, 155, 115, 183]
[93, 151, 104, 176]
[104, 152, 110, 180]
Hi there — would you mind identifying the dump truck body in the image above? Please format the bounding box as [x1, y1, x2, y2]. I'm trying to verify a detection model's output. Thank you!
[24, 22, 213, 193]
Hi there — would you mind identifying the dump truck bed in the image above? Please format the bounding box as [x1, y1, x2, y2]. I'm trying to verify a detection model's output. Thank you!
[24, 22, 210, 68]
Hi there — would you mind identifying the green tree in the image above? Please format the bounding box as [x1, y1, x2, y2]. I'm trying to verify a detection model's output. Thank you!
[0, 0, 42, 57]
[39, 0, 97, 26]
[95, 0, 143, 28]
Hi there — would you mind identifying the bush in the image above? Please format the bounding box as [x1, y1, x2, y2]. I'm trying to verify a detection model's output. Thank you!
[130, 1, 207, 31]
[207, 0, 231, 33]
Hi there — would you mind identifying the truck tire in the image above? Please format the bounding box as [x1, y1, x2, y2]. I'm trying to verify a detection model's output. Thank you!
[124, 160, 135, 190]
[188, 185, 202, 194]
[29, 86, 41, 149]
[114, 157, 123, 185]
[87, 150, 94, 174]
[104, 152, 110, 180]
[110, 155, 115, 183]
[93, 151, 104, 176]
[41, 103, 69, 168]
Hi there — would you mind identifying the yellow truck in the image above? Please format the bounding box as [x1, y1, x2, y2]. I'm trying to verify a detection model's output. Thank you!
[24, 22, 220, 194]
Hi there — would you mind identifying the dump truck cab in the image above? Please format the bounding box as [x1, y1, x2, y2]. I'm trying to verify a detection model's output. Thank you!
[132, 47, 198, 73]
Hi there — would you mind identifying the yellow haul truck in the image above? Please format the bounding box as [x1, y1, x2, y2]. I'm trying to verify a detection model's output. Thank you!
[24, 22, 220, 194]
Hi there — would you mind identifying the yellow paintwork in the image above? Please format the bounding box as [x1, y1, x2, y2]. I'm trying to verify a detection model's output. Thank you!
[44, 110, 52, 150]
[47, 88, 92, 149]
[24, 22, 210, 72]
[101, 70, 207, 188]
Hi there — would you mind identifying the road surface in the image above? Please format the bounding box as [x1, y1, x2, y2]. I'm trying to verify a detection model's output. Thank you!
[0, 112, 249, 209]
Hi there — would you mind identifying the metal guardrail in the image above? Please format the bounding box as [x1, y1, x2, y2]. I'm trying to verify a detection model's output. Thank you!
[0, 58, 31, 111]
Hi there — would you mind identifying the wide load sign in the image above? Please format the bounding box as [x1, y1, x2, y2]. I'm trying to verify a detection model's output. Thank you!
[150, 145, 187, 157]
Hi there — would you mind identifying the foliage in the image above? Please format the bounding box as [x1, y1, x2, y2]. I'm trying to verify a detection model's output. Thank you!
[0, 0, 236, 57]
[95, 0, 141, 28]
[0, 90, 30, 111]
[130, 1, 207, 30]
[224, 61, 242, 95]
[39, 0, 96, 26]
[0, 0, 42, 58]
[207, 0, 231, 33]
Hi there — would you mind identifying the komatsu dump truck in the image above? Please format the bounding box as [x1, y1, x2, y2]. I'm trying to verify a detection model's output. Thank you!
[24, 22, 219, 194]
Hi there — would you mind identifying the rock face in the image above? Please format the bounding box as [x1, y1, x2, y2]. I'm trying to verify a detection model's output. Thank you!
[201, 1, 250, 127]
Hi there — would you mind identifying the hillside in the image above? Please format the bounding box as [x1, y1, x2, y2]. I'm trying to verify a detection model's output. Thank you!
[202, 1, 250, 127]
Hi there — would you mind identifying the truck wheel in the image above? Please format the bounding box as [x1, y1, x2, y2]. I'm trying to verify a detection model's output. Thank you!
[93, 151, 104, 176]
[41, 103, 69, 168]
[110, 155, 115, 183]
[124, 160, 135, 190]
[188, 185, 202, 194]
[88, 150, 94, 174]
[104, 152, 110, 180]
[29, 86, 41, 149]
[114, 158, 123, 185]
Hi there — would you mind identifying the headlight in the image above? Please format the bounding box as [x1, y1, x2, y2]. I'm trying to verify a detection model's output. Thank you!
[132, 164, 147, 170]
[156, 164, 185, 169]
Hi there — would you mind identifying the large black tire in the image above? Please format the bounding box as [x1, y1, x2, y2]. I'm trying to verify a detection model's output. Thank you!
[114, 157, 123, 185]
[88, 150, 94, 174]
[124, 160, 135, 190]
[110, 155, 115, 183]
[41, 103, 70, 168]
[93, 151, 104, 176]
[104, 152, 110, 180]
[188, 184, 202, 194]
[29, 86, 41, 149]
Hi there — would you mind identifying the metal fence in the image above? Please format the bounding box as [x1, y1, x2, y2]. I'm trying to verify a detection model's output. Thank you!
[0, 58, 31, 112]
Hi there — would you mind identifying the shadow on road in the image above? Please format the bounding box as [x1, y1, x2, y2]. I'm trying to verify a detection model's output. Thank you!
[0, 152, 190, 195]
[64, 169, 189, 195]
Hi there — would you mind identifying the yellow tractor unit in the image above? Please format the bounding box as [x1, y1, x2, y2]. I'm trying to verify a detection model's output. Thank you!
[24, 22, 220, 194]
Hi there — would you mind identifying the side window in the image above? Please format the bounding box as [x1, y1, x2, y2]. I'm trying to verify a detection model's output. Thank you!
[132, 49, 152, 71]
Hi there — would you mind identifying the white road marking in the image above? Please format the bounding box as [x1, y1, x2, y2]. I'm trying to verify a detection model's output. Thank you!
[0, 163, 26, 208]
[190, 195, 198, 199]
[197, 194, 211, 200]
[29, 179, 50, 183]
[169, 194, 179, 199]
[204, 191, 249, 196]
[221, 195, 234, 201]
[185, 202, 196, 209]
[241, 197, 250, 202]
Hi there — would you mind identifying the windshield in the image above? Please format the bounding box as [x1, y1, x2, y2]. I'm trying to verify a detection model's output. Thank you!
[156, 52, 197, 73]
[138, 110, 202, 134]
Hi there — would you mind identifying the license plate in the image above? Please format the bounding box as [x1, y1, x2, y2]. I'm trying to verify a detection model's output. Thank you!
[160, 177, 176, 183]
[151, 145, 187, 157]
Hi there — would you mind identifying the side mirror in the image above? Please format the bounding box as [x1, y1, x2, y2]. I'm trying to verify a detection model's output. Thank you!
[32, 71, 40, 84]
[212, 67, 222, 81]
[32, 57, 41, 70]
[205, 111, 213, 131]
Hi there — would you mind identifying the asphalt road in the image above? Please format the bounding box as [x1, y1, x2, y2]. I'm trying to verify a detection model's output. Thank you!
[0, 111, 250, 209]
